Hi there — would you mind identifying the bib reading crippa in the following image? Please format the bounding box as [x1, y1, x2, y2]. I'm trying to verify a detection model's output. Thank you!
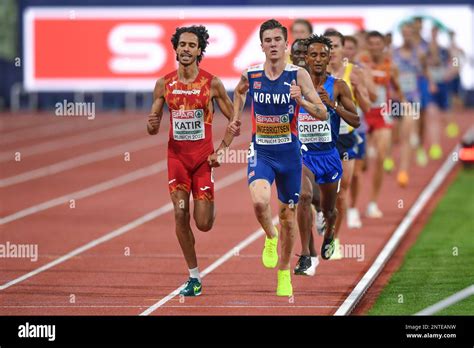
[298, 113, 332, 143]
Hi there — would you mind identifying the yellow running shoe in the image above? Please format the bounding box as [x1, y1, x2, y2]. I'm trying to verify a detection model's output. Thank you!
[397, 171, 409, 188]
[383, 157, 395, 173]
[429, 144, 443, 160]
[446, 122, 459, 138]
[262, 226, 278, 269]
[329, 238, 342, 260]
[416, 148, 428, 167]
[276, 269, 293, 296]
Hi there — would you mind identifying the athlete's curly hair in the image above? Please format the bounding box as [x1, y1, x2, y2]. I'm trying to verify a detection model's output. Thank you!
[171, 25, 209, 65]
[304, 34, 333, 51]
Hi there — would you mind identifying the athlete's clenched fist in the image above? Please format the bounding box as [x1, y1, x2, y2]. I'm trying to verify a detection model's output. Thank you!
[147, 113, 161, 135]
[227, 119, 241, 137]
[290, 80, 302, 104]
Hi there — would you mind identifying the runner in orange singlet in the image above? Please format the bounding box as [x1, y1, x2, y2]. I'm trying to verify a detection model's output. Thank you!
[359, 31, 403, 218]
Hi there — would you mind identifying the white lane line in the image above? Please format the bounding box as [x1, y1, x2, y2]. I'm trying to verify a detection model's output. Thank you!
[139, 216, 279, 316]
[0, 168, 247, 291]
[0, 117, 120, 145]
[0, 121, 232, 187]
[0, 134, 249, 224]
[334, 145, 460, 316]
[415, 285, 474, 315]
[0, 136, 164, 188]
[0, 162, 166, 225]
[157, 305, 339, 309]
[0, 120, 144, 162]
[1, 117, 48, 133]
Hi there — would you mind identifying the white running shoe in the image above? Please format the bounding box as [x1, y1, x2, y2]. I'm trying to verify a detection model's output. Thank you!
[347, 208, 362, 229]
[307, 256, 320, 276]
[316, 211, 326, 236]
[294, 255, 320, 276]
[366, 202, 383, 218]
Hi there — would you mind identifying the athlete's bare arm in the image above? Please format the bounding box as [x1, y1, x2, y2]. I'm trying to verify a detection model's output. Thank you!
[364, 68, 378, 103]
[211, 76, 233, 121]
[295, 68, 328, 121]
[147, 78, 166, 135]
[334, 79, 360, 128]
[350, 66, 371, 113]
[315, 80, 358, 128]
[233, 71, 250, 125]
[211, 76, 240, 149]
[390, 65, 406, 103]
[420, 50, 437, 94]
[357, 60, 378, 103]
[208, 77, 241, 167]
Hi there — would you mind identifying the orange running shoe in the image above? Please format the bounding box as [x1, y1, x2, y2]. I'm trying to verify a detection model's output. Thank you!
[397, 171, 409, 188]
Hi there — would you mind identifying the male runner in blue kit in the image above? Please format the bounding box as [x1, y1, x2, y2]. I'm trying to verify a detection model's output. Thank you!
[295, 34, 360, 275]
[233, 20, 327, 296]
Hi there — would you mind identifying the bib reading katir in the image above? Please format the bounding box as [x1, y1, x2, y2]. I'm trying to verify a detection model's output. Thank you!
[172, 109, 205, 141]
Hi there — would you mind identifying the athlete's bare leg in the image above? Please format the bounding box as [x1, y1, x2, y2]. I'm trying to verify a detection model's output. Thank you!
[171, 190, 197, 269]
[193, 200, 215, 232]
[335, 159, 354, 238]
[350, 158, 366, 208]
[398, 112, 416, 175]
[370, 128, 392, 202]
[278, 200, 297, 270]
[297, 165, 315, 256]
[249, 179, 277, 239]
[308, 179, 320, 256]
[320, 181, 339, 238]
[427, 103, 442, 146]
[418, 108, 426, 148]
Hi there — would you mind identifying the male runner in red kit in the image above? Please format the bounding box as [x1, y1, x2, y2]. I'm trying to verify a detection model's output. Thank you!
[147, 25, 240, 296]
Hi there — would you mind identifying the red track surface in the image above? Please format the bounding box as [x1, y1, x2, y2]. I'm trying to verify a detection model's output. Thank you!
[0, 110, 472, 315]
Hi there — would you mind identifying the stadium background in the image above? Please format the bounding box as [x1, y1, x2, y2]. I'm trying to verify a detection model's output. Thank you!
[0, 0, 473, 111]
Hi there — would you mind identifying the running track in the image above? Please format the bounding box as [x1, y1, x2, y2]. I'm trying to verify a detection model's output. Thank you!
[0, 110, 471, 315]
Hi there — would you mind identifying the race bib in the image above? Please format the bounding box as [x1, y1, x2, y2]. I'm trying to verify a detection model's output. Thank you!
[298, 113, 332, 143]
[172, 109, 205, 141]
[339, 119, 350, 135]
[255, 113, 292, 145]
[399, 72, 418, 94]
[372, 86, 387, 107]
[430, 66, 445, 83]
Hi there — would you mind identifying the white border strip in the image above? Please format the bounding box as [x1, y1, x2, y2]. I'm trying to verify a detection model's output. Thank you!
[334, 144, 460, 316]
[415, 285, 474, 315]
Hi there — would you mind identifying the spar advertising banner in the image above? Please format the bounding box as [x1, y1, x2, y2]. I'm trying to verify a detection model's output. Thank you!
[23, 6, 473, 91]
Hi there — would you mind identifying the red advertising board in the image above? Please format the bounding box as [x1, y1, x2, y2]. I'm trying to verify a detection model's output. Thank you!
[24, 8, 364, 91]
